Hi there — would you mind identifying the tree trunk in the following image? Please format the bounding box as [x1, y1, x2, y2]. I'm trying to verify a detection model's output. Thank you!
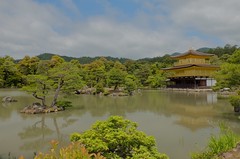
[114, 83, 118, 90]
[32, 92, 46, 106]
[42, 97, 46, 106]
[51, 79, 64, 107]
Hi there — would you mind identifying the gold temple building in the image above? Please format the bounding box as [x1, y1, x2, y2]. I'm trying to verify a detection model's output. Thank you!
[162, 49, 219, 88]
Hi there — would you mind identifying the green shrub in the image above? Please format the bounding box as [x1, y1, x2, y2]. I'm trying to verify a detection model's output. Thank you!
[56, 100, 72, 108]
[124, 75, 137, 95]
[229, 95, 240, 107]
[191, 123, 240, 159]
[103, 89, 110, 96]
[95, 82, 104, 94]
[71, 116, 169, 159]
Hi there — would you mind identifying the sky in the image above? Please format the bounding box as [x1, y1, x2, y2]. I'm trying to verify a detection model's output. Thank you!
[0, 0, 240, 59]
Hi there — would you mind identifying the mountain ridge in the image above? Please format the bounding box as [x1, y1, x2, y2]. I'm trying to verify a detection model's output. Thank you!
[36, 47, 213, 64]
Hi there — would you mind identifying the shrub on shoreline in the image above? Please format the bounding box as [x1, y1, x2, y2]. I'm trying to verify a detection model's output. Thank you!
[191, 123, 240, 159]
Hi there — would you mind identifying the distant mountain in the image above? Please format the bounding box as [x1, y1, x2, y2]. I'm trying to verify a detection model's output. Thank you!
[137, 54, 175, 64]
[170, 52, 181, 56]
[37, 53, 130, 64]
[196, 47, 212, 53]
[37, 53, 56, 60]
[31, 47, 214, 64]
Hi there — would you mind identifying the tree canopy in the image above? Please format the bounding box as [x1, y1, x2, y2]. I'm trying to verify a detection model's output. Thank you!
[213, 49, 240, 90]
[2, 43, 240, 93]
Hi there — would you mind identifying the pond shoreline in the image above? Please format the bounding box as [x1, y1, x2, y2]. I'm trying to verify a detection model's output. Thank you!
[160, 88, 213, 92]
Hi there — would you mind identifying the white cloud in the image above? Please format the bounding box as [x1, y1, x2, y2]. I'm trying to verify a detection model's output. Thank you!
[0, 0, 238, 60]
[169, 0, 240, 43]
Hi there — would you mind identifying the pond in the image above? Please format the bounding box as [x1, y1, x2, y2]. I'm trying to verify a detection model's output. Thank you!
[0, 89, 239, 159]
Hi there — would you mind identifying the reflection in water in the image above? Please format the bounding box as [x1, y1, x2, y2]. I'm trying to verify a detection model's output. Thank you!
[17, 113, 77, 158]
[0, 89, 239, 159]
[18, 116, 54, 151]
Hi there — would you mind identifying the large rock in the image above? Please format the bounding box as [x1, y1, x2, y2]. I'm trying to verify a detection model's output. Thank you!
[2, 96, 17, 103]
[219, 143, 240, 158]
[20, 103, 64, 114]
[76, 86, 96, 95]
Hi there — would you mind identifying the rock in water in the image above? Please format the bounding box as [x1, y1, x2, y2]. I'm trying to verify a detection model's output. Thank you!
[2, 96, 17, 103]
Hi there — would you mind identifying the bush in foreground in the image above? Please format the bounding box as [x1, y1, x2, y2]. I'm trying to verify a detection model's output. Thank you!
[34, 140, 105, 159]
[71, 116, 169, 159]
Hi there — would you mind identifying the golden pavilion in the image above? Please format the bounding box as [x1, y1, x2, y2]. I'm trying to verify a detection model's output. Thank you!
[162, 49, 219, 88]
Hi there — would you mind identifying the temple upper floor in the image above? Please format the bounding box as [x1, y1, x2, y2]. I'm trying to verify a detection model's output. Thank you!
[174, 57, 210, 66]
[172, 49, 214, 66]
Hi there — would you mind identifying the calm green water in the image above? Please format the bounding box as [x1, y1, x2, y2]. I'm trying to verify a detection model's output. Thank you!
[0, 89, 239, 159]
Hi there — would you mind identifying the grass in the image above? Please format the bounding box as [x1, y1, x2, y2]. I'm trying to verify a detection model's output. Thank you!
[191, 123, 240, 159]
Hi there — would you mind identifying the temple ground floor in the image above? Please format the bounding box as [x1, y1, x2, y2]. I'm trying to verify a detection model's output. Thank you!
[166, 77, 216, 89]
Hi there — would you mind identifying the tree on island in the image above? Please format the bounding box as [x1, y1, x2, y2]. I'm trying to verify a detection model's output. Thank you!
[49, 62, 84, 106]
[22, 75, 51, 106]
[22, 57, 84, 113]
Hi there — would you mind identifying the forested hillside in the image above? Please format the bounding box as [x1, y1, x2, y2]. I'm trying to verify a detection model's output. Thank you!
[1, 44, 239, 91]
[37, 53, 130, 64]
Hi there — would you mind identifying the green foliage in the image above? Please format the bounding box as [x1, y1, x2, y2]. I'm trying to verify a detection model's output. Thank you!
[124, 75, 137, 95]
[146, 71, 167, 88]
[191, 123, 240, 159]
[34, 140, 106, 159]
[49, 55, 65, 68]
[84, 60, 106, 87]
[137, 54, 175, 66]
[56, 100, 72, 108]
[206, 44, 238, 57]
[108, 68, 127, 90]
[227, 49, 240, 64]
[214, 63, 240, 90]
[22, 75, 51, 105]
[0, 56, 23, 88]
[17, 56, 40, 75]
[22, 61, 84, 107]
[49, 62, 84, 106]
[213, 49, 240, 90]
[134, 63, 152, 86]
[4, 45, 240, 90]
[229, 95, 240, 107]
[95, 82, 104, 94]
[36, 60, 51, 75]
[37, 53, 130, 64]
[70, 116, 169, 159]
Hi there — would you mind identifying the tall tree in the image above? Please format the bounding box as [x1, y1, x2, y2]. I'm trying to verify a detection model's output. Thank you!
[214, 63, 240, 90]
[227, 49, 240, 64]
[0, 56, 22, 87]
[17, 56, 40, 75]
[124, 74, 138, 95]
[23, 61, 84, 107]
[108, 68, 127, 90]
[22, 75, 51, 106]
[49, 62, 84, 106]
[83, 59, 107, 88]
[146, 71, 167, 88]
[134, 63, 151, 86]
[214, 49, 240, 90]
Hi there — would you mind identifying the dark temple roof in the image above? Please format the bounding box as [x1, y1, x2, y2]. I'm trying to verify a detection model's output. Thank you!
[171, 49, 215, 59]
[162, 64, 219, 70]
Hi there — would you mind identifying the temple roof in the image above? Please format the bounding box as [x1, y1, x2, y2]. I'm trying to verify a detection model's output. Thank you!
[171, 49, 215, 59]
[162, 64, 219, 70]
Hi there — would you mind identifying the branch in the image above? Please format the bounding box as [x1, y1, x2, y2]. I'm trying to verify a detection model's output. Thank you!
[32, 92, 44, 100]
